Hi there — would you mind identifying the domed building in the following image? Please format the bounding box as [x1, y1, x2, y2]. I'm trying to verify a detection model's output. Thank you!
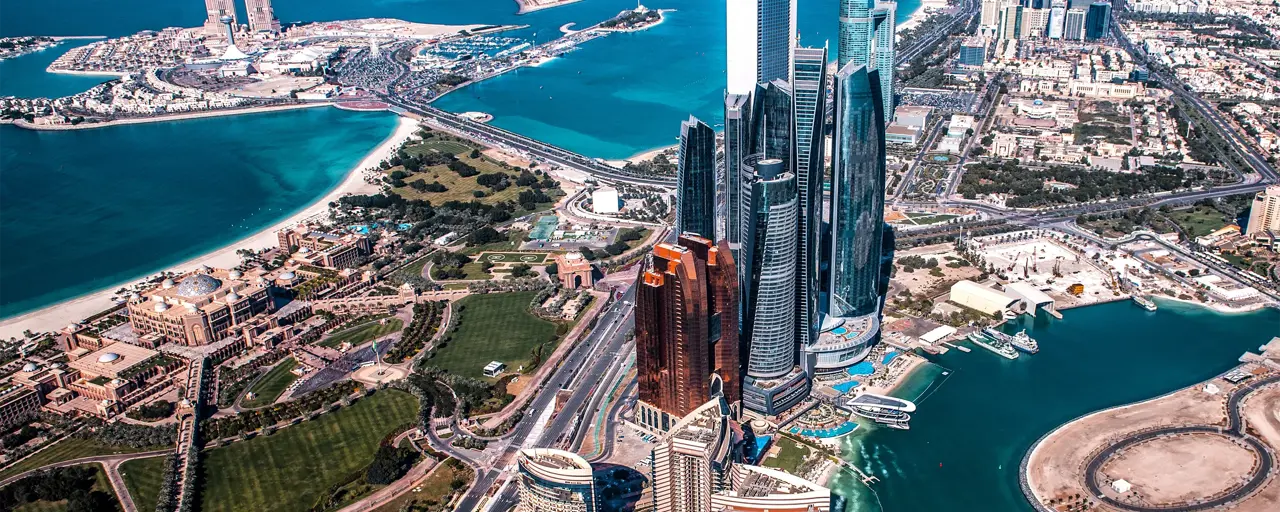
[127, 267, 273, 346]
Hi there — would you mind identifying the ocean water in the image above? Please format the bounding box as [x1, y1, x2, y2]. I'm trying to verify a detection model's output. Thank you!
[830, 300, 1280, 511]
[0, 108, 397, 318]
[0, 41, 115, 99]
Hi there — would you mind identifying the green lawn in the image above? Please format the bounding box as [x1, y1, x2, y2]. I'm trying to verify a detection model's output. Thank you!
[200, 389, 419, 512]
[476, 252, 547, 264]
[1166, 206, 1229, 238]
[370, 458, 472, 512]
[120, 455, 167, 511]
[240, 358, 300, 409]
[13, 464, 115, 512]
[318, 318, 404, 349]
[414, 139, 473, 156]
[762, 436, 811, 474]
[389, 145, 534, 205]
[0, 438, 160, 482]
[388, 254, 432, 285]
[460, 229, 528, 255]
[425, 292, 558, 380]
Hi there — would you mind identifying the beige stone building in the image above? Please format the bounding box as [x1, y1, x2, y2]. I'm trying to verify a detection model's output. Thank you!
[127, 267, 273, 346]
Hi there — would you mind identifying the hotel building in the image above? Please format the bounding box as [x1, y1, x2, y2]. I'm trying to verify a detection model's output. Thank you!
[757, 0, 796, 83]
[635, 235, 740, 433]
[516, 449, 597, 512]
[676, 117, 718, 240]
[837, 0, 896, 119]
[126, 267, 273, 346]
[203, 0, 237, 36]
[245, 0, 282, 33]
[277, 224, 374, 269]
[1246, 185, 1280, 240]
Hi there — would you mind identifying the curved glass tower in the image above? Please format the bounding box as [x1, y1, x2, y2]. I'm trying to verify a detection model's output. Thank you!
[676, 116, 717, 240]
[828, 64, 886, 319]
[743, 160, 798, 379]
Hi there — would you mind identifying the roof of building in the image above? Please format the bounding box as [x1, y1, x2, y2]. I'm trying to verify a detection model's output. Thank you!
[1004, 282, 1055, 306]
[68, 343, 160, 380]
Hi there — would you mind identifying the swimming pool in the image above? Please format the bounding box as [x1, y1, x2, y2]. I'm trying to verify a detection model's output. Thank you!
[882, 351, 900, 365]
[847, 361, 875, 376]
[833, 381, 860, 393]
[789, 422, 858, 438]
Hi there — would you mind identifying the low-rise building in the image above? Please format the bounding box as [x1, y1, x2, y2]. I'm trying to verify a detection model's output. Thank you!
[127, 268, 274, 346]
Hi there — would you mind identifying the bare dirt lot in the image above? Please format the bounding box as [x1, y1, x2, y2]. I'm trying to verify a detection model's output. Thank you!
[1100, 433, 1256, 505]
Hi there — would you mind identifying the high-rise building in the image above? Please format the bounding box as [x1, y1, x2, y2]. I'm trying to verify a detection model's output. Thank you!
[803, 63, 886, 374]
[725, 0, 758, 256]
[1048, 0, 1067, 39]
[677, 117, 717, 240]
[1020, 8, 1050, 38]
[998, 4, 1023, 40]
[634, 235, 740, 433]
[204, 0, 237, 37]
[1245, 186, 1280, 238]
[1085, 2, 1111, 40]
[757, 0, 796, 83]
[245, 0, 282, 33]
[516, 449, 597, 512]
[752, 81, 794, 170]
[790, 44, 828, 355]
[1064, 8, 1088, 40]
[980, 0, 1004, 26]
[959, 37, 988, 67]
[837, 0, 896, 120]
[739, 161, 809, 415]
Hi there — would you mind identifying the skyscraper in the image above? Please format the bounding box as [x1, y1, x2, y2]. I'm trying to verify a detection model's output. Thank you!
[516, 449, 596, 512]
[802, 63, 886, 374]
[790, 44, 828, 354]
[998, 4, 1023, 40]
[1085, 2, 1111, 40]
[1020, 8, 1050, 39]
[204, 0, 237, 37]
[1064, 8, 1087, 40]
[757, 0, 796, 83]
[837, 0, 897, 119]
[634, 235, 739, 433]
[725, 0, 758, 256]
[676, 117, 717, 241]
[245, 0, 282, 33]
[751, 81, 794, 170]
[1048, 0, 1067, 39]
[980, 0, 1003, 27]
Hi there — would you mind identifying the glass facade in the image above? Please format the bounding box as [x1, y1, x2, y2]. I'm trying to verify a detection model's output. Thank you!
[837, 0, 896, 122]
[677, 116, 717, 240]
[791, 45, 828, 350]
[756, 0, 795, 83]
[1085, 2, 1110, 40]
[743, 161, 798, 379]
[724, 93, 752, 253]
[751, 80, 794, 170]
[828, 63, 886, 319]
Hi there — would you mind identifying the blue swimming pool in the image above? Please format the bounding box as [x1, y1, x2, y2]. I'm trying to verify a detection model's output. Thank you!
[832, 327, 848, 335]
[833, 381, 860, 393]
[750, 435, 772, 463]
[882, 351, 900, 365]
[789, 422, 858, 438]
[847, 361, 875, 376]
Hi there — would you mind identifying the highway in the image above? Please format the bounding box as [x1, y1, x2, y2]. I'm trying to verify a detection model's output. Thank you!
[443, 286, 638, 512]
[895, 0, 979, 66]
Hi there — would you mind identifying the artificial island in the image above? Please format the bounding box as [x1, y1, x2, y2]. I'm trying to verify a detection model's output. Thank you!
[0, 0, 1279, 511]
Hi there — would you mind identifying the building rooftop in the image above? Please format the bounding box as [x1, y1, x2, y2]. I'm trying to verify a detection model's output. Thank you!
[68, 343, 160, 380]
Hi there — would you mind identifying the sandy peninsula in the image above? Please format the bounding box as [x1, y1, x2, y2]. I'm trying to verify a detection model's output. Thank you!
[516, 0, 582, 15]
[11, 102, 333, 132]
[0, 114, 419, 339]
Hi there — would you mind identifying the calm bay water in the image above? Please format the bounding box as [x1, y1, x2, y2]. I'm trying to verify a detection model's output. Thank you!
[830, 299, 1280, 511]
[0, 108, 397, 318]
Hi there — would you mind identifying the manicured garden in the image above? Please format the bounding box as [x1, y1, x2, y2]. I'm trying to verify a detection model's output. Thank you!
[423, 292, 559, 380]
[199, 389, 419, 512]
[318, 318, 404, 349]
[120, 455, 168, 511]
[0, 438, 159, 482]
[240, 358, 300, 409]
[762, 436, 811, 474]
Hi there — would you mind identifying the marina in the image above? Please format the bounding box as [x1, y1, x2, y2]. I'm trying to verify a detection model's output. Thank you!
[984, 327, 1039, 354]
[968, 332, 1019, 360]
[1133, 294, 1158, 311]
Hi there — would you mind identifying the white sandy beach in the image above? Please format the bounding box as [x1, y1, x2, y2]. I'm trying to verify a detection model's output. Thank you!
[13, 102, 333, 131]
[897, 0, 949, 33]
[0, 114, 419, 339]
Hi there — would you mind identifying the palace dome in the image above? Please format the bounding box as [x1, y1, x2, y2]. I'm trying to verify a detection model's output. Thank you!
[177, 274, 222, 297]
[98, 352, 121, 363]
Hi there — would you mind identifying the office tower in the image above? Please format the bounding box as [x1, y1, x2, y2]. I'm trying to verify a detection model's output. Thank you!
[791, 44, 828, 354]
[204, 0, 237, 37]
[828, 63, 885, 322]
[959, 37, 988, 67]
[1020, 8, 1050, 38]
[981, 0, 1003, 26]
[752, 81, 793, 171]
[757, 0, 796, 83]
[1245, 186, 1280, 237]
[634, 235, 739, 434]
[651, 399, 735, 512]
[1085, 2, 1111, 40]
[1048, 0, 1067, 39]
[1064, 8, 1087, 40]
[677, 117, 717, 240]
[998, 5, 1023, 40]
[1067, 0, 1092, 8]
[837, 0, 896, 120]
[245, 0, 282, 33]
[516, 449, 596, 512]
[725, 0, 757, 253]
[739, 161, 809, 415]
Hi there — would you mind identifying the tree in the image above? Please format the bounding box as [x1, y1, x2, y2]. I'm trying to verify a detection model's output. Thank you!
[510, 264, 533, 278]
[469, 148, 481, 159]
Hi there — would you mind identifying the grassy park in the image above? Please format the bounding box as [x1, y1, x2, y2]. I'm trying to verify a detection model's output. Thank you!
[476, 252, 547, 264]
[762, 436, 812, 474]
[12, 464, 115, 512]
[425, 292, 559, 380]
[240, 358, 300, 409]
[0, 438, 162, 482]
[120, 455, 168, 511]
[199, 389, 418, 512]
[389, 137, 550, 206]
[318, 318, 404, 349]
[370, 458, 473, 512]
[1165, 205, 1230, 238]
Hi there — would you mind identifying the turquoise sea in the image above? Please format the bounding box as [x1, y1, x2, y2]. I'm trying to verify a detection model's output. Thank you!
[0, 108, 398, 318]
[829, 299, 1280, 511]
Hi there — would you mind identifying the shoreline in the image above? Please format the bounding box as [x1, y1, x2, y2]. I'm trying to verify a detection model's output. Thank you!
[515, 0, 583, 15]
[0, 114, 419, 339]
[896, 0, 948, 33]
[9, 102, 334, 131]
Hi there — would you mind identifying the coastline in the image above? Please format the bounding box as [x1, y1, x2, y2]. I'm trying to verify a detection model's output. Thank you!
[9, 102, 334, 131]
[0, 114, 419, 339]
[896, 0, 947, 33]
[515, 0, 583, 15]
[1151, 294, 1271, 314]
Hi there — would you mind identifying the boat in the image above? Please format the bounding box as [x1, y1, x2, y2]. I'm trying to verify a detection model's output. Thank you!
[1132, 295, 1157, 312]
[984, 327, 1038, 354]
[968, 332, 1018, 360]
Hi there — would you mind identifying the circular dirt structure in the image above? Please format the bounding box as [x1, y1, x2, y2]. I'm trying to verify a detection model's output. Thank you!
[927, 153, 959, 164]
[352, 365, 407, 385]
[1098, 432, 1259, 507]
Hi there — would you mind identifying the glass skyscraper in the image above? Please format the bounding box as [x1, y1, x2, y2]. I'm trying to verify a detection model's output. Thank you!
[757, 0, 796, 83]
[676, 116, 717, 240]
[742, 160, 798, 379]
[827, 64, 886, 320]
[791, 45, 828, 351]
[837, 0, 896, 121]
[1085, 2, 1110, 40]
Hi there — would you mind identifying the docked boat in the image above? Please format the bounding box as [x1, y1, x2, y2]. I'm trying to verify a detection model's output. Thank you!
[1132, 295, 1157, 312]
[968, 332, 1019, 360]
[984, 327, 1038, 354]
[847, 393, 916, 430]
